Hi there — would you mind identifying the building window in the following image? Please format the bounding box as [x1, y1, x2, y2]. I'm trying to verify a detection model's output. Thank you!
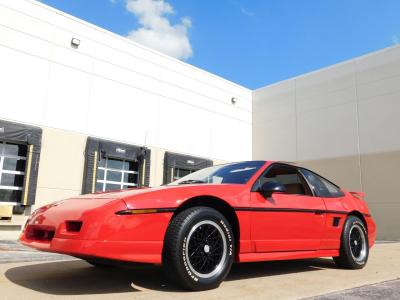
[0, 142, 27, 203]
[95, 157, 139, 192]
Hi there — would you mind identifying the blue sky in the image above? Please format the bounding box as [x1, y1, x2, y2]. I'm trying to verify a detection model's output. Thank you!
[40, 0, 400, 89]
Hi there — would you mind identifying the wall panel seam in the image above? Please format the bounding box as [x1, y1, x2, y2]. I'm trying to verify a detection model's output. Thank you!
[0, 22, 252, 112]
[0, 2, 251, 97]
[294, 79, 299, 161]
[0, 43, 252, 125]
[353, 61, 364, 192]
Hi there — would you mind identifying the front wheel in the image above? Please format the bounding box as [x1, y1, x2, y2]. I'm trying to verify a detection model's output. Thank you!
[163, 207, 235, 291]
[333, 215, 369, 269]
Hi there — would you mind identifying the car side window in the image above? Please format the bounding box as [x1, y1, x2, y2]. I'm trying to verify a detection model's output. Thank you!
[300, 169, 344, 198]
[257, 165, 313, 196]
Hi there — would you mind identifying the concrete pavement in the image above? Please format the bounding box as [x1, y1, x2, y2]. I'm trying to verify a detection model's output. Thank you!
[0, 243, 399, 300]
[0, 240, 72, 264]
[308, 279, 400, 300]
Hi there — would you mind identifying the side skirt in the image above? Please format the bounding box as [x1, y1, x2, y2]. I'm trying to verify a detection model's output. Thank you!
[238, 249, 339, 263]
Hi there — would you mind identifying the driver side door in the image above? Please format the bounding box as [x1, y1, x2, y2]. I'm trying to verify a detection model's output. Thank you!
[250, 164, 326, 252]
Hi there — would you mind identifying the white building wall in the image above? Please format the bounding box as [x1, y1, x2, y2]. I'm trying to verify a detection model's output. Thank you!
[0, 0, 252, 162]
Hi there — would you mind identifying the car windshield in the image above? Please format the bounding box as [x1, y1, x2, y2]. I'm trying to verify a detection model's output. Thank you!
[169, 161, 265, 185]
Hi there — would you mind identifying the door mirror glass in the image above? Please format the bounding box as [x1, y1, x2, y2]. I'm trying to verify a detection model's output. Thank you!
[259, 181, 286, 197]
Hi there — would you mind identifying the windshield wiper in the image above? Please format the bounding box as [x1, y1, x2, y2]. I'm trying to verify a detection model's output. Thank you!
[178, 179, 207, 185]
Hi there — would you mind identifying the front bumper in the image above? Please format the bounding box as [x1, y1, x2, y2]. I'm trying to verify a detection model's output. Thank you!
[19, 198, 173, 264]
[20, 236, 163, 263]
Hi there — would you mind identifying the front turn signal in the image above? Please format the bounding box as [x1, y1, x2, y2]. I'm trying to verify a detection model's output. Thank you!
[115, 208, 175, 215]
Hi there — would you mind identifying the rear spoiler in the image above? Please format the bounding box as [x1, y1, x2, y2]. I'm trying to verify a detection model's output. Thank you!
[349, 191, 365, 199]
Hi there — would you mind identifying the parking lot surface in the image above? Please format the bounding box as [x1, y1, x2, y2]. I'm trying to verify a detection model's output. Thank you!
[0, 240, 71, 264]
[0, 242, 399, 300]
[308, 279, 400, 300]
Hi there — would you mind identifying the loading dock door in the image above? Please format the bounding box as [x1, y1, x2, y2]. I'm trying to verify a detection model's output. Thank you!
[163, 152, 213, 184]
[82, 138, 150, 194]
[0, 142, 27, 204]
[0, 120, 42, 212]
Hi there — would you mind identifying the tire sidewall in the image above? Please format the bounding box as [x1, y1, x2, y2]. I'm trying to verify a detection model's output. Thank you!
[176, 208, 234, 289]
[343, 216, 369, 267]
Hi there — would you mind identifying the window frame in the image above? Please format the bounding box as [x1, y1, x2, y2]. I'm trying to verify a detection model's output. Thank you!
[298, 167, 345, 198]
[251, 162, 315, 197]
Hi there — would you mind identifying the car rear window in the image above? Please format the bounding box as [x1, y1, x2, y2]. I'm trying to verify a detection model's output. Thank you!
[300, 169, 344, 198]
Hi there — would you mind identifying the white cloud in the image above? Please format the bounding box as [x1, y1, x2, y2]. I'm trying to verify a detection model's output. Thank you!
[240, 7, 255, 17]
[125, 0, 193, 60]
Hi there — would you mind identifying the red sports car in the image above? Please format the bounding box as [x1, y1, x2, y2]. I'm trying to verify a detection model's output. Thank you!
[20, 161, 376, 290]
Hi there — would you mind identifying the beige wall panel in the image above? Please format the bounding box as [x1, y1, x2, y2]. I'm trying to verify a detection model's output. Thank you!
[358, 92, 400, 154]
[356, 46, 400, 84]
[297, 102, 359, 161]
[34, 187, 81, 209]
[253, 116, 297, 162]
[149, 148, 165, 187]
[356, 74, 400, 101]
[253, 80, 296, 121]
[36, 127, 87, 191]
[299, 155, 362, 192]
[367, 203, 400, 240]
[360, 150, 400, 205]
[295, 63, 355, 99]
[253, 80, 297, 162]
[254, 79, 295, 98]
[296, 87, 356, 114]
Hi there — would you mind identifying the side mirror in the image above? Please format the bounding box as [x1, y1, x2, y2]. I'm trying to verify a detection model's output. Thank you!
[259, 181, 286, 198]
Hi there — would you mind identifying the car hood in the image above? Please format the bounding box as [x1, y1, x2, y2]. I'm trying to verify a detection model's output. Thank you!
[77, 184, 236, 199]
[71, 183, 250, 210]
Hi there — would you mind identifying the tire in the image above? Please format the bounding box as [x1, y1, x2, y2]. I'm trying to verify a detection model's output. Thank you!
[333, 215, 369, 269]
[163, 207, 235, 291]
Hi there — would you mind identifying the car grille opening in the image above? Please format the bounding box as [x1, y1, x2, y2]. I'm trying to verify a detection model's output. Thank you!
[26, 226, 55, 241]
[66, 221, 82, 232]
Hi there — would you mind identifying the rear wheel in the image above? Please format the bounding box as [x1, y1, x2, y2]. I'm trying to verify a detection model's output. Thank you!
[333, 215, 369, 269]
[163, 207, 234, 291]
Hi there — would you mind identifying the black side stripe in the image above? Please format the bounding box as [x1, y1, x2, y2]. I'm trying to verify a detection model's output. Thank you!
[234, 207, 353, 215]
[119, 207, 370, 217]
